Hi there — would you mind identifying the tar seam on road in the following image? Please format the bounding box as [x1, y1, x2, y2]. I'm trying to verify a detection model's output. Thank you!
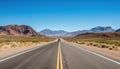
[56, 41, 63, 69]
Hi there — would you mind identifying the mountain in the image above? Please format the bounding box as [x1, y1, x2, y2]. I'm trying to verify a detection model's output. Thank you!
[90, 26, 114, 33]
[68, 30, 90, 37]
[116, 29, 120, 32]
[0, 25, 38, 36]
[39, 29, 69, 37]
[69, 26, 115, 37]
[75, 32, 120, 39]
[39, 26, 115, 37]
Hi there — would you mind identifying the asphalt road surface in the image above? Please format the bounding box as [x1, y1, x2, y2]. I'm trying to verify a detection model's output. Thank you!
[0, 41, 120, 69]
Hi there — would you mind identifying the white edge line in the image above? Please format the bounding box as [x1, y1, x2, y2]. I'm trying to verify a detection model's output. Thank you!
[0, 43, 50, 62]
[77, 45, 120, 65]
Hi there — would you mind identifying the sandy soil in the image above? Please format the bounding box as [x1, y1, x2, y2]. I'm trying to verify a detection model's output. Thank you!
[0, 41, 54, 59]
[64, 40, 120, 61]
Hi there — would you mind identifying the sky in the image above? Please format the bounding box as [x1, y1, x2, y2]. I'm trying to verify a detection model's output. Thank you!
[0, 0, 120, 32]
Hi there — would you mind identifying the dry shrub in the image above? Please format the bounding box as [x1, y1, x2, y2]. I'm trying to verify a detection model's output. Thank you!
[100, 44, 107, 48]
[93, 43, 98, 47]
[89, 43, 93, 45]
[2, 45, 11, 49]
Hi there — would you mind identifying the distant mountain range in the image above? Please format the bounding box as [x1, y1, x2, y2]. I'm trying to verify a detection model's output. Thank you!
[39, 29, 69, 37]
[69, 26, 115, 36]
[39, 26, 116, 37]
[0, 25, 38, 36]
[0, 25, 119, 37]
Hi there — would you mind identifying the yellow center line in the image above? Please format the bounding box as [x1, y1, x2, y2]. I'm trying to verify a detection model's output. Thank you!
[56, 42, 60, 69]
[59, 42, 63, 69]
[56, 41, 63, 69]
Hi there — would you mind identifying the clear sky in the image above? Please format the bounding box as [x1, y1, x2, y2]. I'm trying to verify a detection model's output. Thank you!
[0, 0, 120, 32]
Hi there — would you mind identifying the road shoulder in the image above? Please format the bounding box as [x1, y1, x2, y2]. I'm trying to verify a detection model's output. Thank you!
[0, 41, 54, 59]
[63, 40, 120, 61]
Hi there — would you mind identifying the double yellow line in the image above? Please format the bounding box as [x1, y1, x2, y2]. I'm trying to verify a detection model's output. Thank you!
[56, 41, 63, 69]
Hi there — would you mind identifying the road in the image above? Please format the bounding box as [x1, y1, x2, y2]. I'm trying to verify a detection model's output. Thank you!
[0, 40, 120, 69]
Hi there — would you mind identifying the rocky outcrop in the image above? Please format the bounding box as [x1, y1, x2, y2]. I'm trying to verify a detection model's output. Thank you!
[0, 25, 38, 36]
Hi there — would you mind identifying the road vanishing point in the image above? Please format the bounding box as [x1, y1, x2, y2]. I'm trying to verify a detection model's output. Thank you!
[0, 39, 120, 69]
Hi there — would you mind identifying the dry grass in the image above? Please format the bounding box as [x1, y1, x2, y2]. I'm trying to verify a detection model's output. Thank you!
[0, 35, 55, 43]
[0, 35, 55, 50]
[64, 38, 120, 51]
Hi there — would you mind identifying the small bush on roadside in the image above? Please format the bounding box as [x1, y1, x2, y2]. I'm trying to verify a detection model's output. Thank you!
[100, 44, 107, 48]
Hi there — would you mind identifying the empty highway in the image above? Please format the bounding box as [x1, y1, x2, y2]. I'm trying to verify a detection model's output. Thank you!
[0, 40, 120, 69]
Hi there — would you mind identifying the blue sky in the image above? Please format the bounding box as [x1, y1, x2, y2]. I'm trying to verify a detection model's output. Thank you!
[0, 0, 120, 32]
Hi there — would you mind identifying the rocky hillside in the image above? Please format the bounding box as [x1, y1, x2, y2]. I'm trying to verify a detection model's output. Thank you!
[0, 25, 38, 36]
[75, 32, 120, 39]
